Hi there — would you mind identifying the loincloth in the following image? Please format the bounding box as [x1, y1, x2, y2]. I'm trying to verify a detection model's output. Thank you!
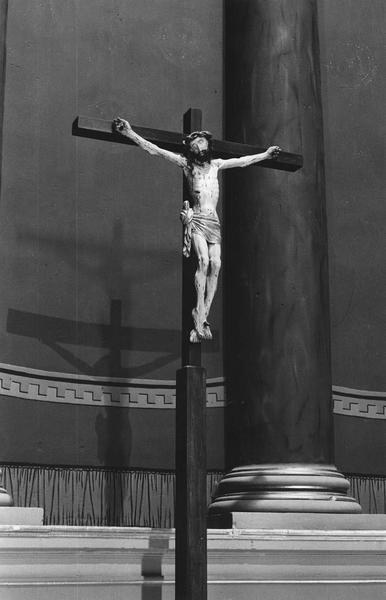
[182, 211, 221, 258]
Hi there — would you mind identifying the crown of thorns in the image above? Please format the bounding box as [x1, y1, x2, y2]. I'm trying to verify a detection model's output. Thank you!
[182, 130, 213, 145]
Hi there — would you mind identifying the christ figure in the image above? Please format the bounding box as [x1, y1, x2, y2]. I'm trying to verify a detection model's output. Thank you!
[113, 117, 280, 342]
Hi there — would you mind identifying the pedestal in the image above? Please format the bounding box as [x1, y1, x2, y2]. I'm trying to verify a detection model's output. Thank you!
[0, 469, 13, 507]
[210, 511, 386, 530]
[1, 525, 385, 600]
[0, 507, 43, 525]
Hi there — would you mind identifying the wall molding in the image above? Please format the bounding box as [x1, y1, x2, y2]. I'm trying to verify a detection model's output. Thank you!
[0, 362, 385, 419]
[0, 362, 224, 409]
[333, 386, 386, 420]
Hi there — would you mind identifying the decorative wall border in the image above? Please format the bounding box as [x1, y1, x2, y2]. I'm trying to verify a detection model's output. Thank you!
[0, 362, 385, 419]
[333, 386, 386, 420]
[0, 362, 224, 409]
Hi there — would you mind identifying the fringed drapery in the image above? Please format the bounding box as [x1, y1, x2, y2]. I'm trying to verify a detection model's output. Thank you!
[2, 465, 223, 527]
[349, 474, 386, 514]
[1, 465, 385, 527]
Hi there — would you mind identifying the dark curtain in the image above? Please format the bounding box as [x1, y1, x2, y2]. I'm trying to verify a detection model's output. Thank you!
[2, 465, 384, 527]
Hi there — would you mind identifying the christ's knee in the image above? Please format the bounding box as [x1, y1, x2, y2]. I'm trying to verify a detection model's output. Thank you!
[210, 256, 221, 276]
[197, 255, 209, 275]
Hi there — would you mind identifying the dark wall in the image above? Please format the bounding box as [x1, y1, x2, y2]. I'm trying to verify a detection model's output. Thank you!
[318, 0, 386, 476]
[0, 1, 385, 475]
[0, 395, 224, 470]
[0, 0, 223, 380]
[334, 414, 386, 476]
[318, 0, 386, 391]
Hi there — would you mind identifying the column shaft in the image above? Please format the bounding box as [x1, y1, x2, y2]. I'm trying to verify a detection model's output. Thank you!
[209, 0, 361, 515]
[224, 0, 332, 467]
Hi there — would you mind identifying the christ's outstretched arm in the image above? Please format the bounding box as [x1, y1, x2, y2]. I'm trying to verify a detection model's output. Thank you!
[113, 117, 186, 168]
[217, 145, 281, 170]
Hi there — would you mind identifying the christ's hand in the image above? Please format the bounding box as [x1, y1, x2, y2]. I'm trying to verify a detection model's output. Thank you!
[180, 201, 193, 225]
[111, 117, 186, 168]
[267, 146, 281, 159]
[113, 117, 132, 135]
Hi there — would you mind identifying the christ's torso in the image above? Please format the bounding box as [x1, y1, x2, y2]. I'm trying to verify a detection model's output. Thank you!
[183, 160, 220, 214]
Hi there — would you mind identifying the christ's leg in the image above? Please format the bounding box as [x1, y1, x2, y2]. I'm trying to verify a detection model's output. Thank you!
[191, 233, 209, 337]
[205, 243, 221, 322]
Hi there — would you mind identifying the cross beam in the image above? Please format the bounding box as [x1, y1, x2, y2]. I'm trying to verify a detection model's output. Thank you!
[73, 116, 303, 172]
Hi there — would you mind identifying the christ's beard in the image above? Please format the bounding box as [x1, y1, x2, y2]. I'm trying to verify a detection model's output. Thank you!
[188, 148, 212, 165]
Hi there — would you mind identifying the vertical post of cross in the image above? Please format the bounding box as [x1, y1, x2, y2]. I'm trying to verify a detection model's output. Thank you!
[175, 108, 207, 600]
[181, 108, 203, 367]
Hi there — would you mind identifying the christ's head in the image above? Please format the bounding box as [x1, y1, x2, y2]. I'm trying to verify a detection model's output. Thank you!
[183, 130, 213, 164]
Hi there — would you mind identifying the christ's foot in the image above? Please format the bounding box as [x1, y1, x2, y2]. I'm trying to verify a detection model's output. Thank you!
[189, 323, 212, 343]
[202, 321, 213, 340]
[189, 328, 201, 343]
[192, 308, 205, 338]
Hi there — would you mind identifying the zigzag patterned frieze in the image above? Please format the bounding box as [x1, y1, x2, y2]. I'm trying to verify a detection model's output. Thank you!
[0, 362, 385, 418]
[333, 386, 386, 420]
[0, 362, 224, 409]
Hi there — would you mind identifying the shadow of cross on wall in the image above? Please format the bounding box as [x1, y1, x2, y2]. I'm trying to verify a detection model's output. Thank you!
[7, 302, 219, 379]
[12, 214, 219, 378]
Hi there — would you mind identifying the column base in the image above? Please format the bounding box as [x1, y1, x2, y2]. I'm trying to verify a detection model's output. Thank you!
[208, 464, 362, 517]
[0, 489, 13, 507]
[209, 511, 386, 530]
[0, 469, 13, 507]
[0, 507, 44, 525]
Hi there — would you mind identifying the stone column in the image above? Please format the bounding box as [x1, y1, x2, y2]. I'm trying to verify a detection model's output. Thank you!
[0, 0, 12, 507]
[210, 0, 360, 514]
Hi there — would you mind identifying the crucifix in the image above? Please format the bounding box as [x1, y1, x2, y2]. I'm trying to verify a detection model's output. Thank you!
[73, 110, 302, 600]
[73, 113, 301, 358]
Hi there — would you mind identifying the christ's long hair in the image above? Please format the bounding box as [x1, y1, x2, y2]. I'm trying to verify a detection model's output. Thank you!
[183, 131, 213, 165]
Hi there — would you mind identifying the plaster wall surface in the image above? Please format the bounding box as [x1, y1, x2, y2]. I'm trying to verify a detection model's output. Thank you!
[0, 0, 223, 380]
[0, 1, 385, 476]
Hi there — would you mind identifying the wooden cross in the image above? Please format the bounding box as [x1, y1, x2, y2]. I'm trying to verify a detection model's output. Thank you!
[73, 110, 302, 600]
